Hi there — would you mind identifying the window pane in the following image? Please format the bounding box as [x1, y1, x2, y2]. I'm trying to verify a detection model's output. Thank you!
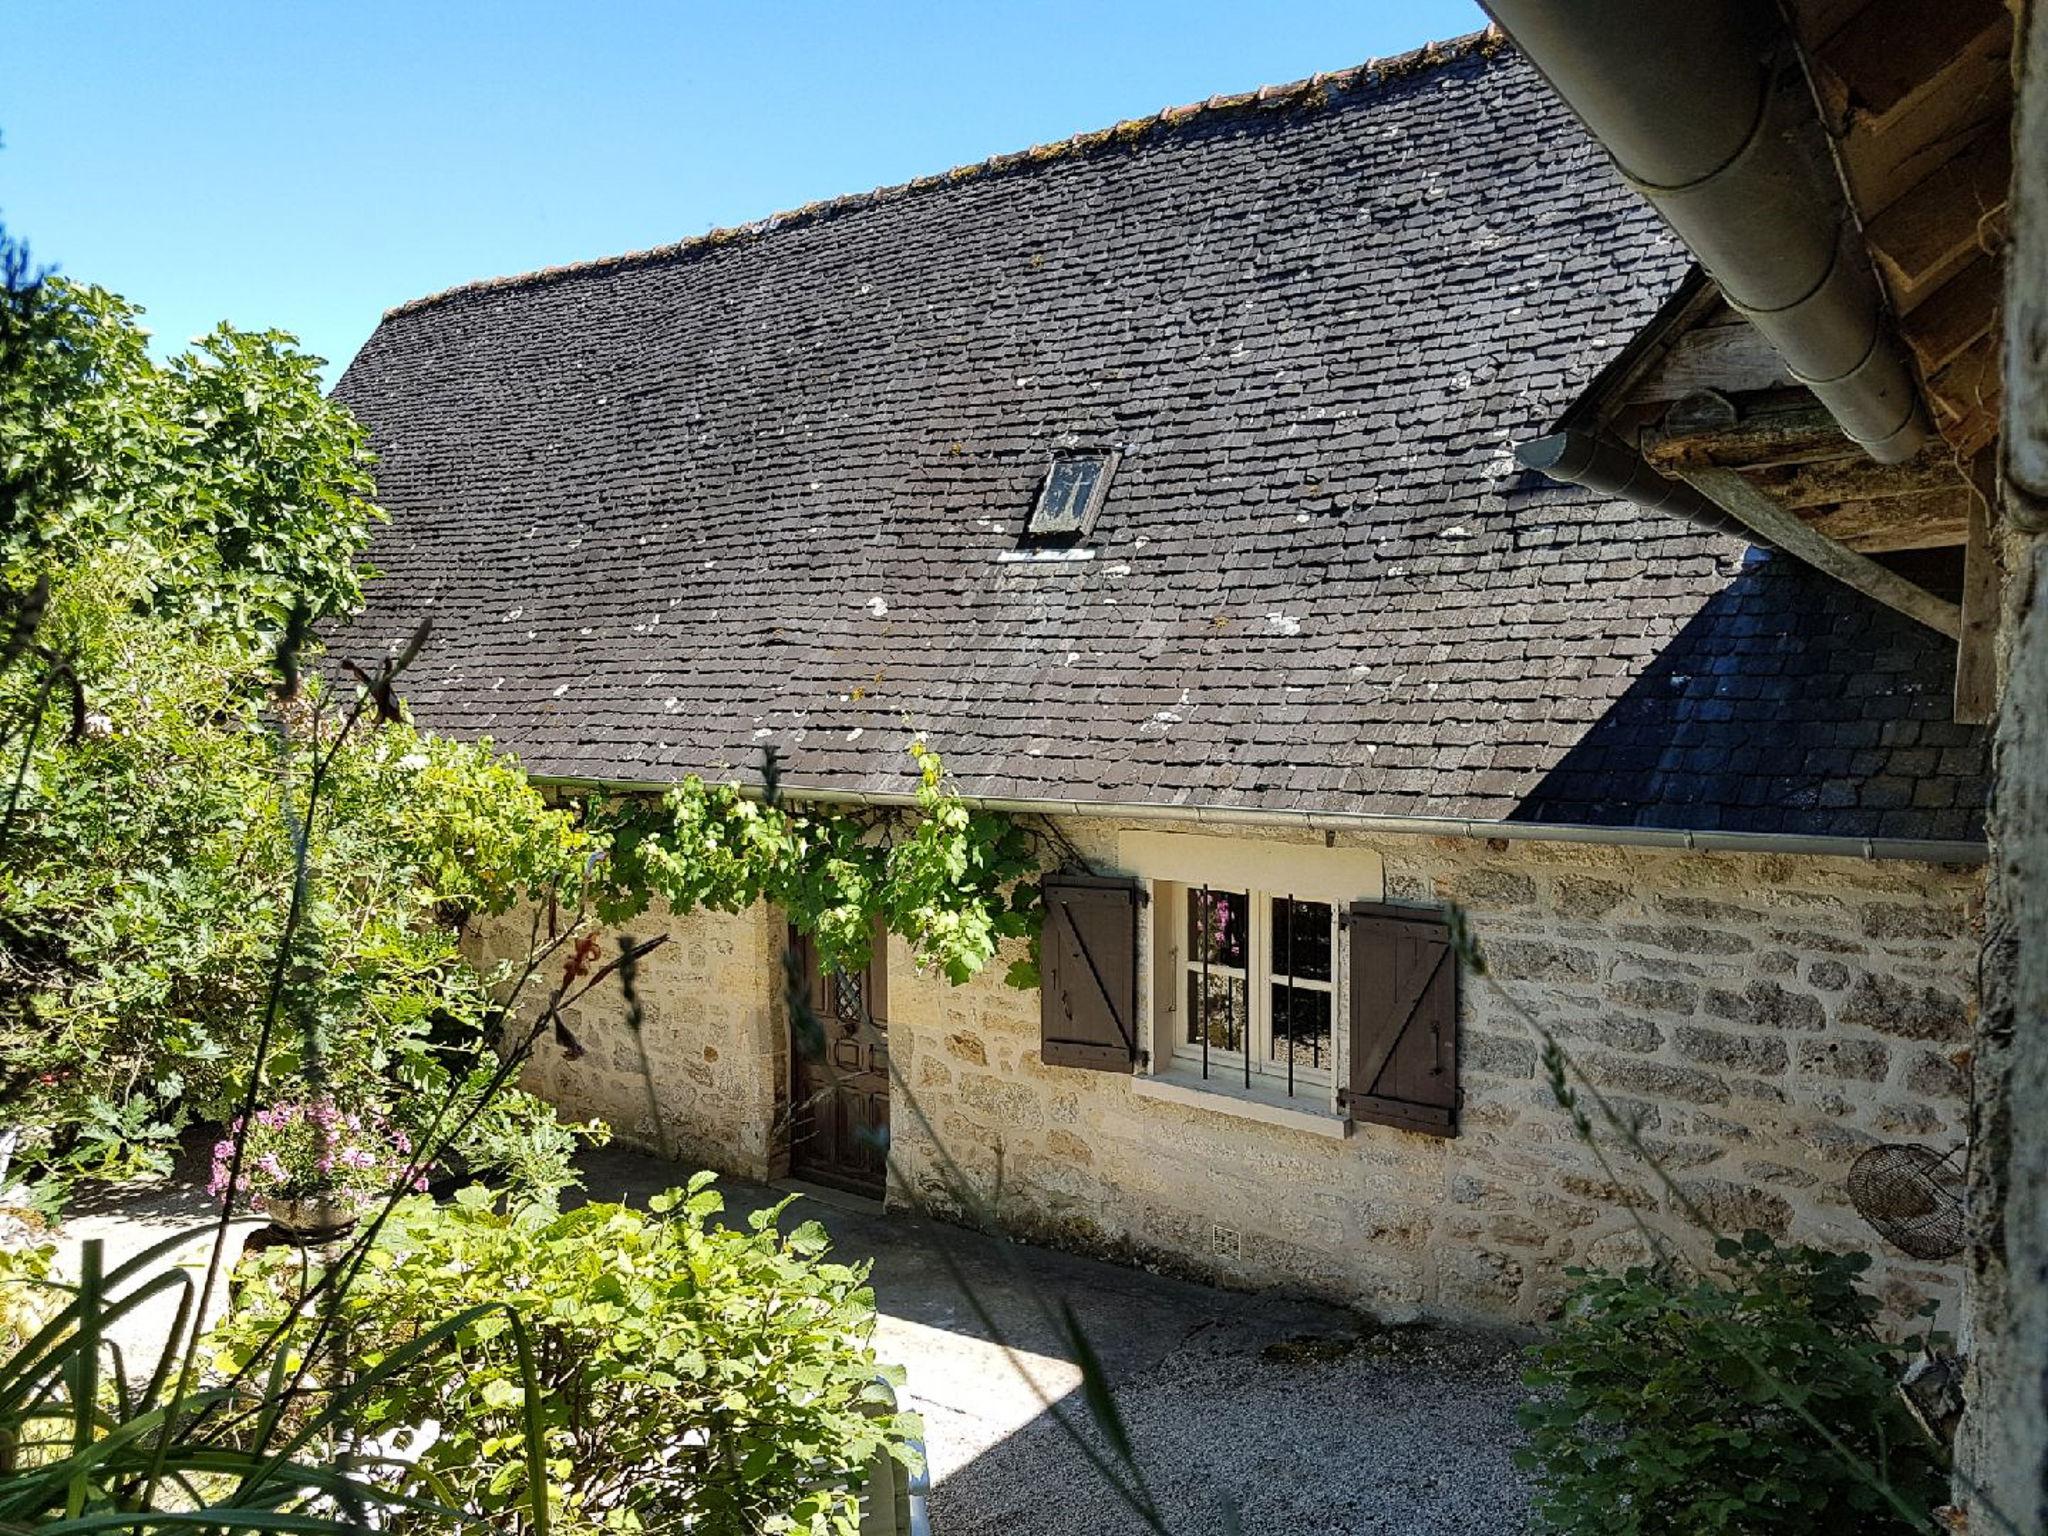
[1188, 888, 1249, 969]
[1269, 897, 1332, 982]
[1186, 971, 1248, 1052]
[1270, 984, 1332, 1070]
[1028, 457, 1103, 537]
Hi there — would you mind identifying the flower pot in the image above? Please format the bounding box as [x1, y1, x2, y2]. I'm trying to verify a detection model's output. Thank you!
[259, 1193, 359, 1243]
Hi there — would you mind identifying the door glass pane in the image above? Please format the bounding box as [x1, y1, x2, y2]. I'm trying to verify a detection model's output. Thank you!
[1270, 984, 1332, 1070]
[1269, 897, 1333, 981]
[830, 970, 865, 1029]
[1188, 888, 1249, 969]
[1186, 972, 1248, 1052]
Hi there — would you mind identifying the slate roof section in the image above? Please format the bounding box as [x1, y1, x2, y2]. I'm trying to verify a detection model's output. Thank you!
[333, 36, 1990, 846]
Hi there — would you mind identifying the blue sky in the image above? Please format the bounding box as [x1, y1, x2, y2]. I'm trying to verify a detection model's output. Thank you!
[2, 2, 1483, 382]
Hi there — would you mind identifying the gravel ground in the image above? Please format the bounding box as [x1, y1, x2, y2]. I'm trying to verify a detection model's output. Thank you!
[930, 1315, 1531, 1536]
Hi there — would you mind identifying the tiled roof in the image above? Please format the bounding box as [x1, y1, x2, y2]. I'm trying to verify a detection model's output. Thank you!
[332, 36, 1989, 845]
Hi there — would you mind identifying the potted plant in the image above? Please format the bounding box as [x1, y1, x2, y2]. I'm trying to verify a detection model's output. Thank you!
[209, 1101, 425, 1241]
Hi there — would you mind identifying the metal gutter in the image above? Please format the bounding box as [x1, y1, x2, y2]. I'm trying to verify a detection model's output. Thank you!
[1479, 0, 1930, 464]
[1516, 429, 1760, 543]
[529, 772, 1986, 866]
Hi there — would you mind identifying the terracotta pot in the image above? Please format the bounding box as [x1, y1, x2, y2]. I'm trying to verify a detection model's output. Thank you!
[259, 1193, 359, 1242]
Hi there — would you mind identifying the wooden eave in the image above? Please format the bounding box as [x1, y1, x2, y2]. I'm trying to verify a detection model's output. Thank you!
[1555, 1, 2018, 719]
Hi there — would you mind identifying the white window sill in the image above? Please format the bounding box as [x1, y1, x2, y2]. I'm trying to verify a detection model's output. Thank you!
[995, 546, 1095, 564]
[1133, 1068, 1351, 1140]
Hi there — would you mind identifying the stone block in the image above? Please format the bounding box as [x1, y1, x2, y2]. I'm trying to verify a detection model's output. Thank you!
[1448, 868, 1538, 909]
[1463, 1030, 1538, 1078]
[1703, 979, 1826, 1032]
[1554, 876, 1628, 918]
[1874, 1102, 1945, 1136]
[1559, 1012, 1666, 1054]
[1675, 1024, 1789, 1075]
[1045, 1127, 1094, 1165]
[1434, 1246, 1525, 1314]
[1795, 1037, 1891, 1082]
[1839, 974, 1970, 1042]
[1903, 1047, 1969, 1101]
[1583, 1226, 1661, 1270]
[1741, 1159, 1818, 1190]
[1578, 1053, 1733, 1105]
[1807, 959, 1851, 991]
[1678, 1177, 1793, 1238]
[1860, 903, 1965, 942]
[1618, 922, 1755, 957]
[1484, 938, 1602, 982]
[1603, 975, 1699, 1016]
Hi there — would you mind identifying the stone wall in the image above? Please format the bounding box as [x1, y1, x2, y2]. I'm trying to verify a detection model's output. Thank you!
[889, 818, 1982, 1328]
[466, 902, 787, 1182]
[472, 818, 1981, 1332]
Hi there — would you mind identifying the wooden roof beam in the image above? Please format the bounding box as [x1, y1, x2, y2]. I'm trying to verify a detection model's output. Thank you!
[1953, 456, 2001, 723]
[1746, 455, 1967, 509]
[1804, 489, 1971, 552]
[1866, 125, 2011, 309]
[1672, 466, 1962, 639]
[1644, 396, 1859, 470]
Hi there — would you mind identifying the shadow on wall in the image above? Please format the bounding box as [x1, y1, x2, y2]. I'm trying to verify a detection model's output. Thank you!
[1507, 550, 1987, 842]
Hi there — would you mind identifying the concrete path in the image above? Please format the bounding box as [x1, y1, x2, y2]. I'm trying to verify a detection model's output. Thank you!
[43, 1173, 264, 1384]
[575, 1148, 1533, 1535]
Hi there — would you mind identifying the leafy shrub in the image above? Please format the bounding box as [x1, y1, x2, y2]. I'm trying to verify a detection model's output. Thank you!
[447, 1077, 610, 1205]
[214, 1177, 919, 1534]
[0, 1235, 58, 1352]
[1518, 1232, 1946, 1535]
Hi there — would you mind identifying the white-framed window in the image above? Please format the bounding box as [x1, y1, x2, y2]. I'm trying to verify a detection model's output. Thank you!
[1153, 881, 1337, 1097]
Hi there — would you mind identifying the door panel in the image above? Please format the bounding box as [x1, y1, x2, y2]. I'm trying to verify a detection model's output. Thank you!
[790, 932, 889, 1197]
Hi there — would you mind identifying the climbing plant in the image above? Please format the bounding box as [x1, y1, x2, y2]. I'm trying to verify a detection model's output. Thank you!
[594, 740, 1042, 986]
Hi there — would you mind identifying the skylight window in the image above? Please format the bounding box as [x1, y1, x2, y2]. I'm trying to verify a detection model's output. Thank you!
[1025, 450, 1117, 544]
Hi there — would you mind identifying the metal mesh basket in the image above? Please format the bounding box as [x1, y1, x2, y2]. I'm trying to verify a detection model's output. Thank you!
[1845, 1143, 1966, 1261]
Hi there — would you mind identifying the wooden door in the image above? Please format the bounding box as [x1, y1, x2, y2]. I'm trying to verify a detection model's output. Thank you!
[789, 928, 889, 1197]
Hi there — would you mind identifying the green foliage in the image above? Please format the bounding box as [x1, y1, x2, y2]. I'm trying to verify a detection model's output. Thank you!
[886, 740, 1043, 985]
[1, 277, 378, 649]
[450, 1078, 611, 1206]
[1517, 1233, 1946, 1535]
[0, 634, 594, 1181]
[601, 738, 1040, 984]
[0, 1235, 57, 1352]
[0, 1232, 552, 1532]
[0, 257, 1039, 1203]
[214, 1178, 919, 1534]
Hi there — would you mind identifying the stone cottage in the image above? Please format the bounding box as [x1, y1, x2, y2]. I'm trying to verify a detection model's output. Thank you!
[334, 33, 1990, 1326]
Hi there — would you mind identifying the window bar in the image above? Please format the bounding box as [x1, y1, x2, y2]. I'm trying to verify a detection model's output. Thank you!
[1200, 886, 1211, 1082]
[1241, 893, 1251, 1091]
[1285, 894, 1295, 1099]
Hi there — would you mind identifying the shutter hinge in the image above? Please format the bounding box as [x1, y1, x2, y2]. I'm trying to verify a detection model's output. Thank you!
[1337, 909, 1351, 931]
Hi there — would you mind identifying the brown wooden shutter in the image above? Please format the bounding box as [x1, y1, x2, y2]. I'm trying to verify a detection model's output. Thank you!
[1342, 901, 1458, 1137]
[1039, 875, 1142, 1072]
